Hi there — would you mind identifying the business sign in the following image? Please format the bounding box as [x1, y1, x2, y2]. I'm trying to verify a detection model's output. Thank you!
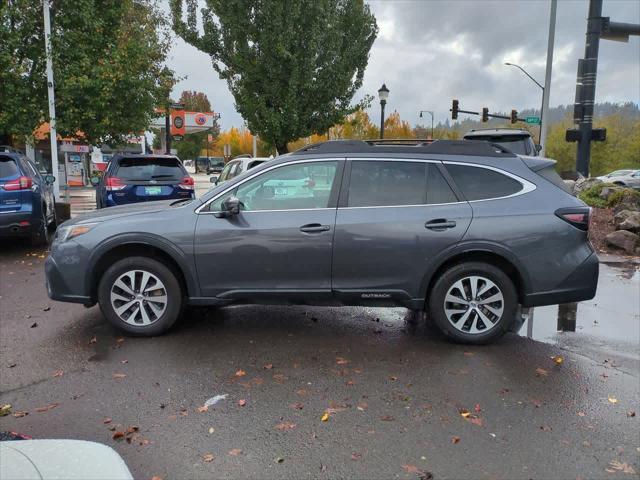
[195, 113, 208, 126]
[60, 144, 91, 153]
[525, 116, 541, 125]
[171, 111, 186, 137]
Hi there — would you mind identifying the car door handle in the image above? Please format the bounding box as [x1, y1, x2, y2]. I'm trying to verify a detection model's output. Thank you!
[300, 223, 331, 233]
[425, 219, 457, 230]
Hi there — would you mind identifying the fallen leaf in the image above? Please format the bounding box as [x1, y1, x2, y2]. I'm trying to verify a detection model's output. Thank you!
[474, 403, 481, 413]
[116, 337, 125, 343]
[35, 403, 58, 413]
[321, 412, 329, 422]
[275, 457, 284, 464]
[608, 396, 618, 404]
[52, 369, 64, 378]
[208, 427, 214, 434]
[112, 373, 126, 379]
[179, 408, 188, 416]
[263, 364, 273, 370]
[235, 369, 246, 377]
[540, 425, 552, 432]
[273, 374, 285, 383]
[103, 417, 112, 424]
[380, 415, 395, 421]
[120, 360, 128, 364]
[43, 306, 51, 312]
[336, 357, 349, 365]
[296, 389, 307, 396]
[627, 411, 636, 417]
[30, 322, 38, 328]
[151, 476, 162, 480]
[228, 448, 242, 456]
[459, 409, 471, 419]
[275, 422, 296, 431]
[12, 411, 28, 418]
[202, 453, 215, 463]
[89, 336, 97, 344]
[388, 376, 398, 381]
[8, 363, 16, 368]
[125, 426, 139, 435]
[451, 436, 461, 444]
[112, 431, 125, 440]
[351, 452, 362, 460]
[577, 412, 586, 417]
[469, 417, 484, 426]
[463, 351, 474, 357]
[552, 355, 564, 365]
[605, 460, 635, 474]
[290, 402, 304, 410]
[535, 368, 549, 377]
[357, 402, 368, 411]
[0, 404, 11, 416]
[238, 399, 246, 407]
[197, 406, 209, 413]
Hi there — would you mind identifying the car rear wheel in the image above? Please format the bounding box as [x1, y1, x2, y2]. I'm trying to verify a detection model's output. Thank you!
[29, 209, 49, 246]
[428, 262, 517, 344]
[97, 256, 183, 336]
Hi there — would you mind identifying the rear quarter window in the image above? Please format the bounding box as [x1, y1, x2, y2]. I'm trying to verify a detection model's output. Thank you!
[446, 164, 524, 201]
[0, 156, 20, 178]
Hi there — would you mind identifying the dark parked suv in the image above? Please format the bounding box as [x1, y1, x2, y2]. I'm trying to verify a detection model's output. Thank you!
[45, 140, 598, 344]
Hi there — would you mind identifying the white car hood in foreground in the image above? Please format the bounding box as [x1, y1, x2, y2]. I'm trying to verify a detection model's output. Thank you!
[0, 440, 133, 480]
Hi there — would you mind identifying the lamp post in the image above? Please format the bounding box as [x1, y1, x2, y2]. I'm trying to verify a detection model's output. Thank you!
[378, 83, 389, 139]
[419, 110, 434, 139]
[505, 62, 545, 146]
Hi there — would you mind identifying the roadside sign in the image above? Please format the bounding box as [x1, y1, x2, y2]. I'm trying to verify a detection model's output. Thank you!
[172, 135, 183, 141]
[526, 116, 541, 125]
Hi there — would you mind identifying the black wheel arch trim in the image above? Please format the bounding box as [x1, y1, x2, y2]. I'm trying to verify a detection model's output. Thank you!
[419, 240, 533, 301]
[85, 233, 200, 300]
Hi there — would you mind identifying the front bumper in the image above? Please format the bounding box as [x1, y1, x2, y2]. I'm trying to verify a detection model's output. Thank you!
[522, 252, 599, 307]
[45, 252, 93, 305]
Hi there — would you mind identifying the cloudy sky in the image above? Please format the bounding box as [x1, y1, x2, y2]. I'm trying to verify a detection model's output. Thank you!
[166, 0, 640, 130]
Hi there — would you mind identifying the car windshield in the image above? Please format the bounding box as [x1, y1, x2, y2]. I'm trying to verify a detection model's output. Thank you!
[0, 156, 19, 178]
[210, 159, 224, 167]
[465, 135, 529, 155]
[115, 158, 184, 181]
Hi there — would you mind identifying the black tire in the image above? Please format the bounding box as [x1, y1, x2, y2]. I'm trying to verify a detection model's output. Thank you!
[47, 205, 58, 233]
[97, 256, 183, 336]
[428, 262, 517, 345]
[29, 208, 49, 246]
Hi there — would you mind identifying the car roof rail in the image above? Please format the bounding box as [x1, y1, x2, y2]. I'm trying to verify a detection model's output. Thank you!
[0, 145, 24, 154]
[292, 139, 516, 157]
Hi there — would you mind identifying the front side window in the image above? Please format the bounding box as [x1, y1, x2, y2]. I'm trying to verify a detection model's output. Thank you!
[445, 164, 523, 201]
[347, 161, 457, 207]
[231, 161, 338, 211]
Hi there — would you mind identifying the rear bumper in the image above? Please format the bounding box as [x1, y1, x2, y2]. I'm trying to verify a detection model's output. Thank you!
[522, 252, 599, 307]
[45, 255, 93, 305]
[0, 211, 35, 237]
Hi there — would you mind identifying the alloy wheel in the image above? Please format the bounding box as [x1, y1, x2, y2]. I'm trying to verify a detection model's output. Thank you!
[443, 275, 504, 335]
[110, 270, 168, 326]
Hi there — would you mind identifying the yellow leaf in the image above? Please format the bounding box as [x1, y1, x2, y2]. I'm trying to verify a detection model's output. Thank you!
[321, 412, 329, 422]
[608, 396, 618, 404]
[460, 410, 471, 419]
[552, 355, 564, 365]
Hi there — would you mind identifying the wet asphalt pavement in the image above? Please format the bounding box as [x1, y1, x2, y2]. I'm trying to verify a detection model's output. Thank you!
[1, 241, 639, 480]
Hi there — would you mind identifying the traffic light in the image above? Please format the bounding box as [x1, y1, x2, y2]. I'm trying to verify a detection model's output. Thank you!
[451, 99, 459, 120]
[481, 107, 489, 122]
[510, 110, 518, 124]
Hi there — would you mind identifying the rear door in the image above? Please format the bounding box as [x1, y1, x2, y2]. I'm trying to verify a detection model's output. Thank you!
[111, 157, 190, 205]
[0, 155, 23, 213]
[332, 159, 472, 304]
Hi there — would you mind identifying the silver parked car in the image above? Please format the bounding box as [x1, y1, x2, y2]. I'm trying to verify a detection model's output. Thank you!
[45, 140, 598, 344]
[597, 169, 640, 189]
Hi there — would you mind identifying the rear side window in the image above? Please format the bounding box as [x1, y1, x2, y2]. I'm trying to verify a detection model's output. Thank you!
[115, 158, 184, 181]
[347, 161, 457, 207]
[0, 156, 19, 178]
[446, 164, 523, 201]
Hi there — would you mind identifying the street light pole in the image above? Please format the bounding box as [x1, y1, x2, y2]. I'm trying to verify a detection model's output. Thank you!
[505, 62, 545, 146]
[378, 84, 389, 139]
[540, 0, 557, 157]
[419, 110, 434, 139]
[42, 0, 60, 200]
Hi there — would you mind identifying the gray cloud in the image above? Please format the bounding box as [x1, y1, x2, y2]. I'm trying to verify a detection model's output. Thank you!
[167, 0, 640, 130]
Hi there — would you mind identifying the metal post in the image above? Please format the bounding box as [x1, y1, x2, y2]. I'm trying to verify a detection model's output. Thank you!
[539, 0, 557, 157]
[557, 303, 578, 332]
[431, 113, 434, 140]
[576, 0, 603, 177]
[252, 134, 257, 157]
[379, 100, 386, 139]
[42, 0, 60, 200]
[165, 110, 172, 154]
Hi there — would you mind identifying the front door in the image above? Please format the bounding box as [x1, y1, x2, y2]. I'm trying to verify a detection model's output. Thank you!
[332, 159, 472, 305]
[194, 159, 343, 300]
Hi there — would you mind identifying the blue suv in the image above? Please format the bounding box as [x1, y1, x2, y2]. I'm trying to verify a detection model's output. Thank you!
[94, 154, 195, 209]
[0, 150, 57, 245]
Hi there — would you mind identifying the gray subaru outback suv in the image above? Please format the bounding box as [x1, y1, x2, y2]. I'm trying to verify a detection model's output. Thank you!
[45, 140, 598, 344]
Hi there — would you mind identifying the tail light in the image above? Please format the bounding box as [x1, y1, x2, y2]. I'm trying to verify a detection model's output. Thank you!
[105, 176, 126, 191]
[2, 176, 33, 191]
[179, 176, 195, 190]
[555, 207, 590, 231]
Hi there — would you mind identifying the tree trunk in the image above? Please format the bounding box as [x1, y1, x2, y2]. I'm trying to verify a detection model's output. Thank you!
[276, 143, 289, 155]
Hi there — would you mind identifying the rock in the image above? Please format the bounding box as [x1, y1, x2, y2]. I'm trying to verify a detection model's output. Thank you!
[614, 209, 634, 225]
[618, 212, 640, 234]
[605, 230, 640, 255]
[563, 180, 576, 193]
[599, 186, 624, 200]
[573, 177, 602, 194]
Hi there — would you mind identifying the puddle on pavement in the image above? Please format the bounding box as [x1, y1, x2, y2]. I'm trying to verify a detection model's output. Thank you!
[520, 263, 640, 352]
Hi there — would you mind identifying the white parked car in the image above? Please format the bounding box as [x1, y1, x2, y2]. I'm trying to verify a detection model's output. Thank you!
[212, 155, 273, 186]
[597, 169, 640, 189]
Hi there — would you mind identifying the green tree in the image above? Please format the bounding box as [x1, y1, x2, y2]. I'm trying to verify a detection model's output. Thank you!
[170, 0, 378, 153]
[0, 0, 174, 145]
[179, 90, 212, 112]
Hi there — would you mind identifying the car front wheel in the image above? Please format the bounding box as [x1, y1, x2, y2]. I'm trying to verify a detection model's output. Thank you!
[97, 256, 183, 336]
[428, 262, 517, 344]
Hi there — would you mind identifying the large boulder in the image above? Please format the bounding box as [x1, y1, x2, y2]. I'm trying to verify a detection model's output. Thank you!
[612, 193, 640, 215]
[573, 177, 602, 194]
[605, 230, 640, 255]
[599, 186, 624, 200]
[617, 211, 640, 234]
[563, 180, 576, 193]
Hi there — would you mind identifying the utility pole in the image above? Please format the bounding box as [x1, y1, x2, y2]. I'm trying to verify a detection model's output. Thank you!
[164, 109, 171, 154]
[539, 0, 557, 157]
[42, 0, 60, 200]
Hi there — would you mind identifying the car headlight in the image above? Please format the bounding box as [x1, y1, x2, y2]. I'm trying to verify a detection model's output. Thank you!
[56, 223, 98, 243]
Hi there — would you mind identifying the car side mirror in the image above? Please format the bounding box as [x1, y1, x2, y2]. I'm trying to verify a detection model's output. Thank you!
[214, 195, 244, 218]
[535, 144, 542, 153]
[44, 174, 56, 185]
[90, 176, 101, 187]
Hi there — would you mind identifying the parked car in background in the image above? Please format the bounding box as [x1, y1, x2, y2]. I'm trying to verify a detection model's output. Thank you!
[463, 128, 541, 156]
[0, 150, 57, 245]
[206, 157, 225, 175]
[93, 154, 195, 209]
[46, 140, 598, 345]
[212, 155, 271, 186]
[597, 169, 640, 188]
